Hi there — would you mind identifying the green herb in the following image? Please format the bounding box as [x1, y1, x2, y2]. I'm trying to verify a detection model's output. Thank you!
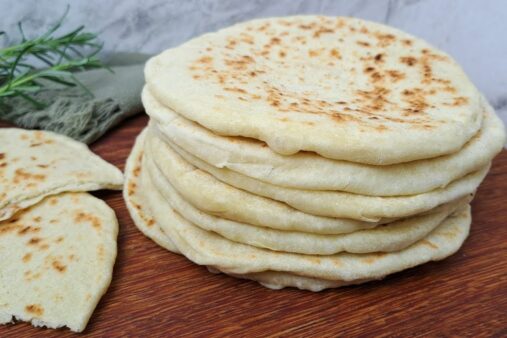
[0, 7, 107, 108]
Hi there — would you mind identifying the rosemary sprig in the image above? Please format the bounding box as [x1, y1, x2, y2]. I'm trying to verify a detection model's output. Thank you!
[0, 8, 106, 108]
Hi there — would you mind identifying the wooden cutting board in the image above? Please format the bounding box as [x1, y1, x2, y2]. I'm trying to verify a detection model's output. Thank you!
[1, 114, 506, 337]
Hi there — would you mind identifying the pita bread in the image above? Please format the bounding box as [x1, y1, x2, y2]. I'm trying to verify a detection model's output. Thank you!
[140, 156, 471, 285]
[0, 128, 123, 222]
[145, 150, 471, 254]
[145, 129, 487, 221]
[123, 130, 179, 254]
[0, 192, 117, 332]
[145, 88, 505, 195]
[145, 16, 483, 164]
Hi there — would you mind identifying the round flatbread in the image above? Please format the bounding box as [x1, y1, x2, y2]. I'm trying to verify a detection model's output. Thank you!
[146, 16, 483, 164]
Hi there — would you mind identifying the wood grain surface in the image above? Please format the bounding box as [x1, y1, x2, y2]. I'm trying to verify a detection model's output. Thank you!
[1, 114, 506, 337]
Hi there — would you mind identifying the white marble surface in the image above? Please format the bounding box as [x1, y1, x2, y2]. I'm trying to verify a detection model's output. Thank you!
[2, 0, 507, 126]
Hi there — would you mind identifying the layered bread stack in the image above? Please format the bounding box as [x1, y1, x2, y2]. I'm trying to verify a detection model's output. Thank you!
[125, 16, 506, 291]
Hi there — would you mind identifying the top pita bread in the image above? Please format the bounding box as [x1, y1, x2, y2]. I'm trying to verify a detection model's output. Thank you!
[144, 88, 505, 196]
[0, 128, 123, 221]
[146, 16, 483, 164]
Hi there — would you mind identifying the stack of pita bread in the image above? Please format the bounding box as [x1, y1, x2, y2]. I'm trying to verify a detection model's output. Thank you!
[125, 16, 506, 291]
[0, 129, 122, 331]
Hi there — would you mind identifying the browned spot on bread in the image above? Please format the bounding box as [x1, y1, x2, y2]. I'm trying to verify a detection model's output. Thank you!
[224, 87, 248, 94]
[22, 253, 32, 263]
[18, 226, 40, 236]
[374, 53, 384, 63]
[386, 70, 405, 82]
[402, 39, 413, 46]
[52, 259, 67, 272]
[445, 96, 469, 107]
[308, 49, 321, 57]
[147, 219, 155, 227]
[0, 224, 17, 235]
[374, 32, 396, 47]
[25, 304, 44, 316]
[197, 56, 213, 64]
[362, 252, 387, 264]
[0, 153, 5, 160]
[329, 48, 341, 59]
[313, 27, 334, 38]
[133, 166, 141, 177]
[28, 237, 42, 245]
[13, 169, 46, 184]
[306, 257, 322, 264]
[55, 236, 64, 243]
[356, 40, 370, 47]
[74, 211, 102, 229]
[128, 181, 136, 196]
[400, 56, 417, 66]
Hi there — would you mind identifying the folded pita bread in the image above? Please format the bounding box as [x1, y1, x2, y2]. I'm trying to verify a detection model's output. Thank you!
[0, 192, 118, 332]
[0, 128, 123, 222]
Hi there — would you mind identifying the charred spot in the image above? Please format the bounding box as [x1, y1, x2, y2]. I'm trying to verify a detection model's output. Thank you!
[74, 212, 101, 229]
[386, 70, 405, 82]
[400, 56, 417, 66]
[278, 50, 286, 58]
[364, 66, 375, 73]
[270, 37, 281, 45]
[0, 153, 5, 160]
[374, 53, 384, 62]
[356, 40, 370, 47]
[28, 237, 42, 245]
[52, 260, 67, 273]
[25, 304, 44, 316]
[402, 39, 413, 46]
[224, 87, 248, 94]
[313, 27, 334, 38]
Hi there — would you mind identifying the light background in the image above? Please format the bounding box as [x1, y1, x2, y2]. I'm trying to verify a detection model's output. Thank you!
[2, 0, 506, 125]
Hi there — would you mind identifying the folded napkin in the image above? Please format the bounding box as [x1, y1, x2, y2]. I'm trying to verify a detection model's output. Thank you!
[0, 52, 149, 144]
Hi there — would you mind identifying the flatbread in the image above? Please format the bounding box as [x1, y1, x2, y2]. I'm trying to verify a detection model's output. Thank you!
[0, 128, 124, 222]
[145, 129, 488, 221]
[0, 192, 118, 332]
[145, 88, 505, 195]
[123, 129, 179, 254]
[145, 150, 471, 254]
[145, 16, 483, 164]
[141, 156, 472, 284]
